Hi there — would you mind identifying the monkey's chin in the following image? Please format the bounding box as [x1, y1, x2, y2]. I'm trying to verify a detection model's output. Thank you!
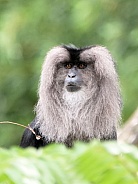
[66, 85, 81, 92]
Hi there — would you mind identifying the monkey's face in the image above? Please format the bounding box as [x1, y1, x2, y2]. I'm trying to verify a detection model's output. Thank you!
[56, 60, 94, 94]
[64, 62, 87, 92]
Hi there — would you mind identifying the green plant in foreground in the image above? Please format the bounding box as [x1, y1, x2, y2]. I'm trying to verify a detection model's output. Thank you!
[0, 141, 138, 184]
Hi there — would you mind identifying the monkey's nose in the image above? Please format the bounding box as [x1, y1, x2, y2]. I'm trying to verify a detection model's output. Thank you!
[68, 73, 76, 78]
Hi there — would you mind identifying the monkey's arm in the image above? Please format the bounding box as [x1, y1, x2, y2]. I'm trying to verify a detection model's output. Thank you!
[20, 119, 45, 148]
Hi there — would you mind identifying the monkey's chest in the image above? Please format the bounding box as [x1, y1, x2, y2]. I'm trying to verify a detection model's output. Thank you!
[63, 128, 91, 148]
[65, 118, 91, 140]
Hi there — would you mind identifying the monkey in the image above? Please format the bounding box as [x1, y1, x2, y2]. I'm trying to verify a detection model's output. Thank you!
[20, 45, 122, 148]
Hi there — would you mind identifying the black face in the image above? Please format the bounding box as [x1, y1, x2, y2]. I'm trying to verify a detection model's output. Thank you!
[55, 45, 94, 93]
[64, 62, 87, 92]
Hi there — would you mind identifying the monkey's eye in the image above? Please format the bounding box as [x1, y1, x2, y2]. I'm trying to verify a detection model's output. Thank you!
[78, 63, 87, 69]
[64, 63, 73, 69]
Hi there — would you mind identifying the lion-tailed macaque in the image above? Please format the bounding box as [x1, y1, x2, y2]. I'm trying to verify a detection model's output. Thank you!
[20, 45, 122, 148]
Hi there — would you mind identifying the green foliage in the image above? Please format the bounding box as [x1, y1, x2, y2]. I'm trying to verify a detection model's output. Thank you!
[0, 0, 138, 146]
[0, 141, 138, 184]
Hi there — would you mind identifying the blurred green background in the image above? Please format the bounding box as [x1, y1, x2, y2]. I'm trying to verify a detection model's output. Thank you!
[0, 0, 138, 147]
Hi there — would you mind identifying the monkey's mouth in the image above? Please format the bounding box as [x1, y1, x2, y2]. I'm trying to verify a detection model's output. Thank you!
[66, 83, 81, 92]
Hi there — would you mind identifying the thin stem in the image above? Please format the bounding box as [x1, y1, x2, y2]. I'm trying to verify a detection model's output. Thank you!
[0, 121, 42, 140]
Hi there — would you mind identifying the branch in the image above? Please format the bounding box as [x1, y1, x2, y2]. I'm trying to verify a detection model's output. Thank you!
[0, 121, 42, 140]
